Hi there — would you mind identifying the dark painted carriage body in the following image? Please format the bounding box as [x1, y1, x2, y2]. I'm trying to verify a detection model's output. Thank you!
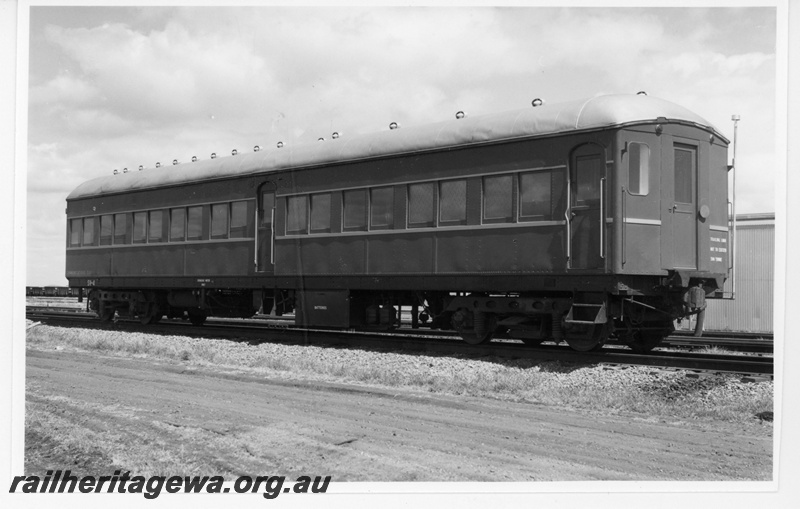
[65, 95, 730, 351]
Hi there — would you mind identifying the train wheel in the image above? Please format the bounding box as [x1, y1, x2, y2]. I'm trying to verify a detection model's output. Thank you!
[139, 302, 161, 325]
[621, 319, 672, 353]
[452, 308, 496, 345]
[98, 304, 115, 323]
[457, 328, 495, 345]
[564, 323, 606, 352]
[627, 333, 663, 354]
[188, 309, 207, 326]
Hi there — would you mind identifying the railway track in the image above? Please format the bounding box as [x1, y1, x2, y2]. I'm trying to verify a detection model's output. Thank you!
[26, 305, 775, 352]
[26, 308, 773, 378]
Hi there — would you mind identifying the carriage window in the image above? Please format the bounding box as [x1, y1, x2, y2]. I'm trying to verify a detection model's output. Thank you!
[261, 192, 274, 225]
[370, 187, 394, 229]
[187, 207, 203, 240]
[82, 217, 95, 246]
[148, 210, 164, 242]
[343, 189, 367, 231]
[133, 212, 147, 243]
[230, 201, 249, 238]
[114, 213, 127, 244]
[310, 193, 331, 233]
[286, 195, 308, 234]
[408, 182, 435, 227]
[674, 147, 694, 204]
[628, 142, 650, 195]
[483, 175, 513, 222]
[575, 154, 601, 204]
[439, 179, 467, 224]
[99, 215, 113, 246]
[519, 171, 552, 220]
[211, 203, 229, 239]
[69, 218, 81, 246]
[170, 208, 186, 241]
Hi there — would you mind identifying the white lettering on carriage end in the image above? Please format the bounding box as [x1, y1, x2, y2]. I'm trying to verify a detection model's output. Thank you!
[314, 306, 328, 310]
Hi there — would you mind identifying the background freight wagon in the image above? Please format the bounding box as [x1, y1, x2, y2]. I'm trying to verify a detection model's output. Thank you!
[677, 213, 774, 334]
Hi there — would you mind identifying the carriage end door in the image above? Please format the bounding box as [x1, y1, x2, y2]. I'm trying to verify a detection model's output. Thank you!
[662, 142, 698, 270]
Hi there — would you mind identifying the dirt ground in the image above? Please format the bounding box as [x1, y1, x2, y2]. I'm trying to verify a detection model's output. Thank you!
[23, 345, 773, 483]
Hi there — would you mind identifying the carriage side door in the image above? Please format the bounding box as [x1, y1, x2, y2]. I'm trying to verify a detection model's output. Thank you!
[256, 182, 276, 273]
[568, 144, 605, 270]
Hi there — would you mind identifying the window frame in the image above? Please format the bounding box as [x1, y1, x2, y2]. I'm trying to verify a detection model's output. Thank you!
[369, 186, 394, 230]
[186, 206, 203, 241]
[309, 193, 332, 234]
[170, 207, 186, 242]
[82, 217, 95, 246]
[438, 179, 468, 226]
[343, 189, 368, 232]
[286, 195, 309, 235]
[229, 201, 249, 239]
[99, 215, 114, 246]
[627, 142, 650, 196]
[482, 174, 514, 224]
[148, 210, 164, 243]
[518, 170, 553, 222]
[407, 182, 436, 228]
[69, 218, 82, 247]
[132, 212, 147, 244]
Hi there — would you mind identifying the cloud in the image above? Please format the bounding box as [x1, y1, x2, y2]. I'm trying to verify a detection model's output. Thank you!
[43, 21, 275, 123]
[24, 6, 778, 286]
[29, 73, 98, 105]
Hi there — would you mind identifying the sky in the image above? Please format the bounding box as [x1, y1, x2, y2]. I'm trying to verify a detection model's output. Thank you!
[23, 3, 780, 286]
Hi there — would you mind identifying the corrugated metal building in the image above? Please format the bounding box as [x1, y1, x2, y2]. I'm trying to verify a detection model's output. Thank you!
[682, 213, 774, 334]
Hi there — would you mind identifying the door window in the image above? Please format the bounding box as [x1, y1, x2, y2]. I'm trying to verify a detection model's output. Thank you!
[674, 147, 694, 204]
[575, 155, 601, 204]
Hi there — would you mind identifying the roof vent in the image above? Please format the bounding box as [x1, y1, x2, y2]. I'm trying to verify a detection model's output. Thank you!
[173, 159, 178, 165]
[191, 156, 197, 162]
[637, 91, 647, 96]
[156, 162, 161, 168]
[138, 165, 143, 171]
[332, 132, 340, 139]
[277, 141, 284, 148]
[123, 168, 128, 173]
[318, 137, 325, 142]
[389, 122, 399, 130]
[254, 145, 261, 152]
[211, 153, 217, 159]
[113, 169, 119, 175]
[455, 111, 465, 119]
[232, 149, 238, 155]
[531, 98, 543, 107]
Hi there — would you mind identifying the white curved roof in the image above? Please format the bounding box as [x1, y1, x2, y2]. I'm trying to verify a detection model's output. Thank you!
[68, 94, 725, 200]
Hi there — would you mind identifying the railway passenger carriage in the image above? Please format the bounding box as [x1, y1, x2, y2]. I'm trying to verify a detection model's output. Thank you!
[66, 94, 731, 352]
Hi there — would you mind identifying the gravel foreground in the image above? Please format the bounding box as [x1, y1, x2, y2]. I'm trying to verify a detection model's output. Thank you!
[26, 324, 773, 425]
